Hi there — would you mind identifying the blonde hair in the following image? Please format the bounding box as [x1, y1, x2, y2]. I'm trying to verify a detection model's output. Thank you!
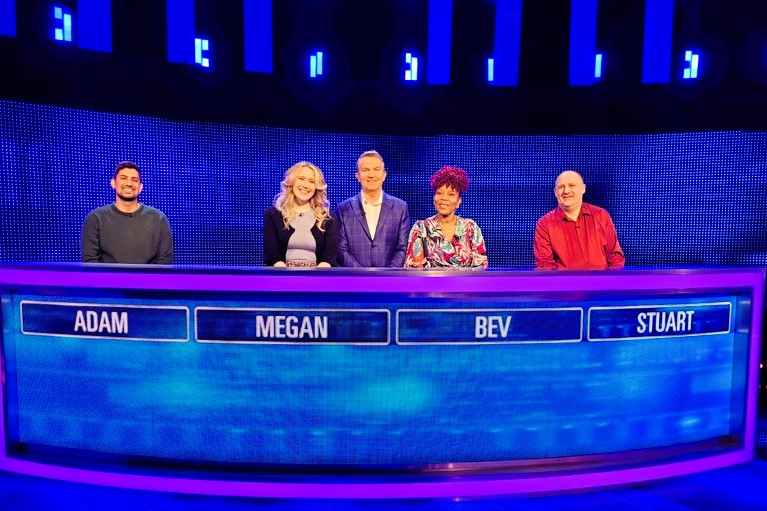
[274, 161, 331, 232]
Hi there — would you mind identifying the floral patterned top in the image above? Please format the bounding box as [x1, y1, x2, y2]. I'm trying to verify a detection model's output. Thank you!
[404, 215, 488, 268]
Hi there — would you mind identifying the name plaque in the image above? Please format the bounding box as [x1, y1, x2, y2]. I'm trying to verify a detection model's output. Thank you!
[195, 307, 390, 344]
[588, 302, 732, 341]
[396, 308, 583, 344]
[20, 301, 189, 342]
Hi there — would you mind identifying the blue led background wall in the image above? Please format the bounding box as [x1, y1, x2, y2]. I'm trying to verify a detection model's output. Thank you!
[1, 99, 765, 268]
[2, 1, 767, 267]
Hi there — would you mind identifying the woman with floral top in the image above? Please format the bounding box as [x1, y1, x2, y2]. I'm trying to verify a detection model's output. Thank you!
[404, 166, 488, 268]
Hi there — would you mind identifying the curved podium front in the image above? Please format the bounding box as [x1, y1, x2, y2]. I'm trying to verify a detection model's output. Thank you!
[0, 264, 763, 498]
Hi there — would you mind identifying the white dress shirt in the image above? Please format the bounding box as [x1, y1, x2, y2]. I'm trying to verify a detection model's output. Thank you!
[362, 191, 383, 239]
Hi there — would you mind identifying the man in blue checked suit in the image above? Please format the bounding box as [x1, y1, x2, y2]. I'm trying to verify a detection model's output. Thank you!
[337, 150, 411, 267]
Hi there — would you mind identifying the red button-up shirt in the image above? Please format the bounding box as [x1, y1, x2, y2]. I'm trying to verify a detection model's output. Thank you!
[534, 203, 625, 270]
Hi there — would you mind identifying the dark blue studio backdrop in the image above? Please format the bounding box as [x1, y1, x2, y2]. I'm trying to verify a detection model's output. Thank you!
[1, 99, 766, 268]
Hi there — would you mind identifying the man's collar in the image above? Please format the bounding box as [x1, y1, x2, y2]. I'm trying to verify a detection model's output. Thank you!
[556, 202, 591, 220]
[361, 191, 383, 206]
[112, 202, 143, 216]
[113, 201, 142, 215]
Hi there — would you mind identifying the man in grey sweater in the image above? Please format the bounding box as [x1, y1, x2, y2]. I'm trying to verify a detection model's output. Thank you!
[82, 161, 174, 264]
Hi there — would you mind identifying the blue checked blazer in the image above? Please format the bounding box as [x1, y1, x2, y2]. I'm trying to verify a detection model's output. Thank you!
[336, 192, 410, 267]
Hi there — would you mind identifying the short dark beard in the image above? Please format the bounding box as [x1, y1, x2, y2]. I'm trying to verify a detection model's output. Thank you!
[117, 194, 138, 202]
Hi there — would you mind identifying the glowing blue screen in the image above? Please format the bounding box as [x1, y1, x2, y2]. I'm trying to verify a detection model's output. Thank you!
[3, 290, 748, 467]
[1, 100, 766, 269]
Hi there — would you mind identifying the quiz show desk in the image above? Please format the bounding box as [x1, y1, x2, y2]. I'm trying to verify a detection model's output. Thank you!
[0, 264, 763, 499]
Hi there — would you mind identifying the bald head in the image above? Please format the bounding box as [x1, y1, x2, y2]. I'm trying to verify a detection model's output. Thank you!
[554, 170, 586, 215]
[555, 170, 584, 188]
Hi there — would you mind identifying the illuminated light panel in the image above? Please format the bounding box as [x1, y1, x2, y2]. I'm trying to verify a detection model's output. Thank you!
[595, 53, 603, 78]
[569, 0, 598, 86]
[54, 6, 73, 42]
[244, 0, 273, 73]
[167, 0, 195, 64]
[194, 37, 210, 68]
[2, 99, 766, 273]
[642, 0, 674, 84]
[405, 52, 419, 81]
[487, 58, 495, 82]
[77, 0, 111, 53]
[490, 0, 522, 86]
[427, 0, 452, 85]
[0, 266, 761, 498]
[683, 50, 699, 79]
[309, 51, 324, 78]
[0, 0, 16, 37]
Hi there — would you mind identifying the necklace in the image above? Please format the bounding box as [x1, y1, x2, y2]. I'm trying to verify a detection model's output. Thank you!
[438, 218, 457, 240]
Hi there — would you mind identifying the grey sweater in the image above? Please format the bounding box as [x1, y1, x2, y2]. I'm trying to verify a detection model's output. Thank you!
[81, 204, 174, 264]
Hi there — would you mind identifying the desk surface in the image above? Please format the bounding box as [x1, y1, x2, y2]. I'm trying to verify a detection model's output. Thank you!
[0, 263, 763, 291]
[0, 264, 763, 498]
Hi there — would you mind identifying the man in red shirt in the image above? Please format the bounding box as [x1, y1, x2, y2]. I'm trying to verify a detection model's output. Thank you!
[534, 170, 624, 270]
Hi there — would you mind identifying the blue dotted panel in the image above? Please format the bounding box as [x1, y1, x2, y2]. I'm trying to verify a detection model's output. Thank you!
[1, 99, 766, 269]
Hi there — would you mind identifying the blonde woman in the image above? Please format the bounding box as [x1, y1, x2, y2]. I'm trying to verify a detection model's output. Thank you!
[263, 161, 338, 267]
